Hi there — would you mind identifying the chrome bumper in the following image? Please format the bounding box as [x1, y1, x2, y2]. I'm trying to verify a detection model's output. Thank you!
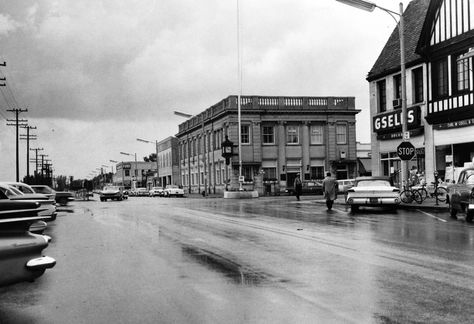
[347, 197, 400, 205]
[26, 256, 56, 271]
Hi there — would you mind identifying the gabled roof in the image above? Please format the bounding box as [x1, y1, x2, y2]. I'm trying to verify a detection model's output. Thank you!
[366, 0, 431, 82]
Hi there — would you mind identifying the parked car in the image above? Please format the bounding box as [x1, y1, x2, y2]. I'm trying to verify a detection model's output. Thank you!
[0, 183, 57, 221]
[149, 187, 164, 197]
[30, 184, 75, 206]
[164, 185, 185, 197]
[345, 176, 400, 212]
[337, 179, 355, 194]
[447, 167, 474, 222]
[100, 186, 125, 201]
[135, 188, 149, 197]
[0, 194, 56, 287]
[286, 180, 323, 195]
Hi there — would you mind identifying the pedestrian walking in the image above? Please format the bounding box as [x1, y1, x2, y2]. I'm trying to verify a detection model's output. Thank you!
[294, 173, 302, 201]
[322, 172, 337, 210]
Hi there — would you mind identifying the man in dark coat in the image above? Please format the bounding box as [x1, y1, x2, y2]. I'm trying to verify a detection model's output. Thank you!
[294, 173, 302, 201]
[322, 172, 337, 210]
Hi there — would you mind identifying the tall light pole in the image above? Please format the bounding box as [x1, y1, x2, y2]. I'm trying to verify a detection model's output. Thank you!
[336, 0, 408, 188]
[120, 151, 137, 189]
[137, 138, 160, 187]
[174, 111, 208, 195]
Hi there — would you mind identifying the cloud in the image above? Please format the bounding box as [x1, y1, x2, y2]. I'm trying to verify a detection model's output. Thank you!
[0, 13, 19, 36]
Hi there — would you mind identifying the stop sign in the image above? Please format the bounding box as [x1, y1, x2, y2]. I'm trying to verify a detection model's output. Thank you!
[397, 141, 416, 160]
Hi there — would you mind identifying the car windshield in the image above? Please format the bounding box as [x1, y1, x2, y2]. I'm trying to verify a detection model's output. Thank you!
[357, 180, 391, 187]
[33, 186, 53, 194]
[0, 185, 22, 196]
[12, 184, 35, 194]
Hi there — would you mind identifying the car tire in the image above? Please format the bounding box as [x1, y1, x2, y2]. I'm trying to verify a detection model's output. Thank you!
[350, 205, 359, 213]
[449, 204, 457, 219]
[58, 197, 68, 206]
[466, 211, 474, 223]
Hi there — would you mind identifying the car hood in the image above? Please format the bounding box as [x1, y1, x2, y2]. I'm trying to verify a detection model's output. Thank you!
[9, 193, 52, 201]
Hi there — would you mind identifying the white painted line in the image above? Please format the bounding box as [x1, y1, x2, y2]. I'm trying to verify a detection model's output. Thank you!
[417, 209, 447, 222]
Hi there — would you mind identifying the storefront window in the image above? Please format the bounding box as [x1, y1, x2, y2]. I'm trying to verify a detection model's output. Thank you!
[263, 167, 277, 181]
[310, 166, 324, 179]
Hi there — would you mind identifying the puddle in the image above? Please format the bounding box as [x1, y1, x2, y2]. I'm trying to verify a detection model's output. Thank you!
[182, 245, 270, 286]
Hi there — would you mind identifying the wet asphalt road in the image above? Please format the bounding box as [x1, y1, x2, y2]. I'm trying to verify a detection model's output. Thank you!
[0, 195, 473, 323]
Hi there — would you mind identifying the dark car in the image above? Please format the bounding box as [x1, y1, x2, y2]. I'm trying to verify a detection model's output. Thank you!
[30, 185, 75, 206]
[286, 180, 323, 196]
[447, 167, 474, 222]
[0, 192, 56, 287]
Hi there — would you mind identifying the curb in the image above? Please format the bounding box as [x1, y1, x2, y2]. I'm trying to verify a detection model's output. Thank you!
[312, 199, 449, 212]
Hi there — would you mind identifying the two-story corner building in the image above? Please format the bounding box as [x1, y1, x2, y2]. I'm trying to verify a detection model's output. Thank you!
[157, 136, 180, 188]
[367, 0, 473, 185]
[113, 161, 156, 189]
[175, 95, 360, 196]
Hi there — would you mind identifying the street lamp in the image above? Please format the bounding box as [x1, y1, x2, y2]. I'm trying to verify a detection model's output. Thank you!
[136, 138, 160, 187]
[336, 0, 408, 188]
[120, 151, 137, 190]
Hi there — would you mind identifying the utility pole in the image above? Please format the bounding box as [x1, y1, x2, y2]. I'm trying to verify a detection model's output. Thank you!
[39, 154, 48, 177]
[7, 108, 28, 181]
[20, 125, 37, 181]
[30, 147, 44, 179]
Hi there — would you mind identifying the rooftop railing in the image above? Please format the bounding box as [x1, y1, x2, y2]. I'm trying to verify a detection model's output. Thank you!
[178, 95, 355, 133]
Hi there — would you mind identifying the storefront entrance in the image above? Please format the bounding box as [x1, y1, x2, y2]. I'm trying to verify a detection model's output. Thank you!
[436, 142, 474, 181]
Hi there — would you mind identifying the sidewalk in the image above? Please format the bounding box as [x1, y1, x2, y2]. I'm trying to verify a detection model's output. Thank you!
[187, 193, 449, 211]
[312, 196, 449, 211]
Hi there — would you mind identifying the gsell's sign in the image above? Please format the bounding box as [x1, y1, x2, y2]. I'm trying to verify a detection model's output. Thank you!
[373, 106, 421, 134]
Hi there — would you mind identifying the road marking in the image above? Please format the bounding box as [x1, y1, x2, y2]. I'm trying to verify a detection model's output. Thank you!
[416, 209, 447, 222]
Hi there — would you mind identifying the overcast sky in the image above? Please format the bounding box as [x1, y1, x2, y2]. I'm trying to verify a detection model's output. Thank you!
[0, 0, 400, 180]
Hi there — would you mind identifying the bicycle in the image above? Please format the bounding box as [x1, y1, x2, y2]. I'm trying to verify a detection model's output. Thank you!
[400, 181, 423, 204]
[414, 181, 448, 203]
[432, 182, 448, 202]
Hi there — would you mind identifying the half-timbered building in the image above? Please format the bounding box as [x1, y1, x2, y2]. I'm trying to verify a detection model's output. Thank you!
[367, 0, 474, 185]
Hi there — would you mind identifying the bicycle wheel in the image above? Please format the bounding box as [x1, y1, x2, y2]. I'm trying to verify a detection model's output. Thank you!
[434, 187, 448, 202]
[417, 188, 429, 201]
[412, 190, 423, 204]
[400, 190, 413, 203]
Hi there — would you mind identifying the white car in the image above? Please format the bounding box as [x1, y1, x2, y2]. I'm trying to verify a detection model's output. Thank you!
[0, 183, 57, 221]
[163, 185, 185, 197]
[345, 176, 400, 213]
[100, 186, 125, 202]
[149, 187, 164, 197]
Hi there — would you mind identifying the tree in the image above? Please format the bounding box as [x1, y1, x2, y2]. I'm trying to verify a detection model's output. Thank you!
[143, 153, 156, 162]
